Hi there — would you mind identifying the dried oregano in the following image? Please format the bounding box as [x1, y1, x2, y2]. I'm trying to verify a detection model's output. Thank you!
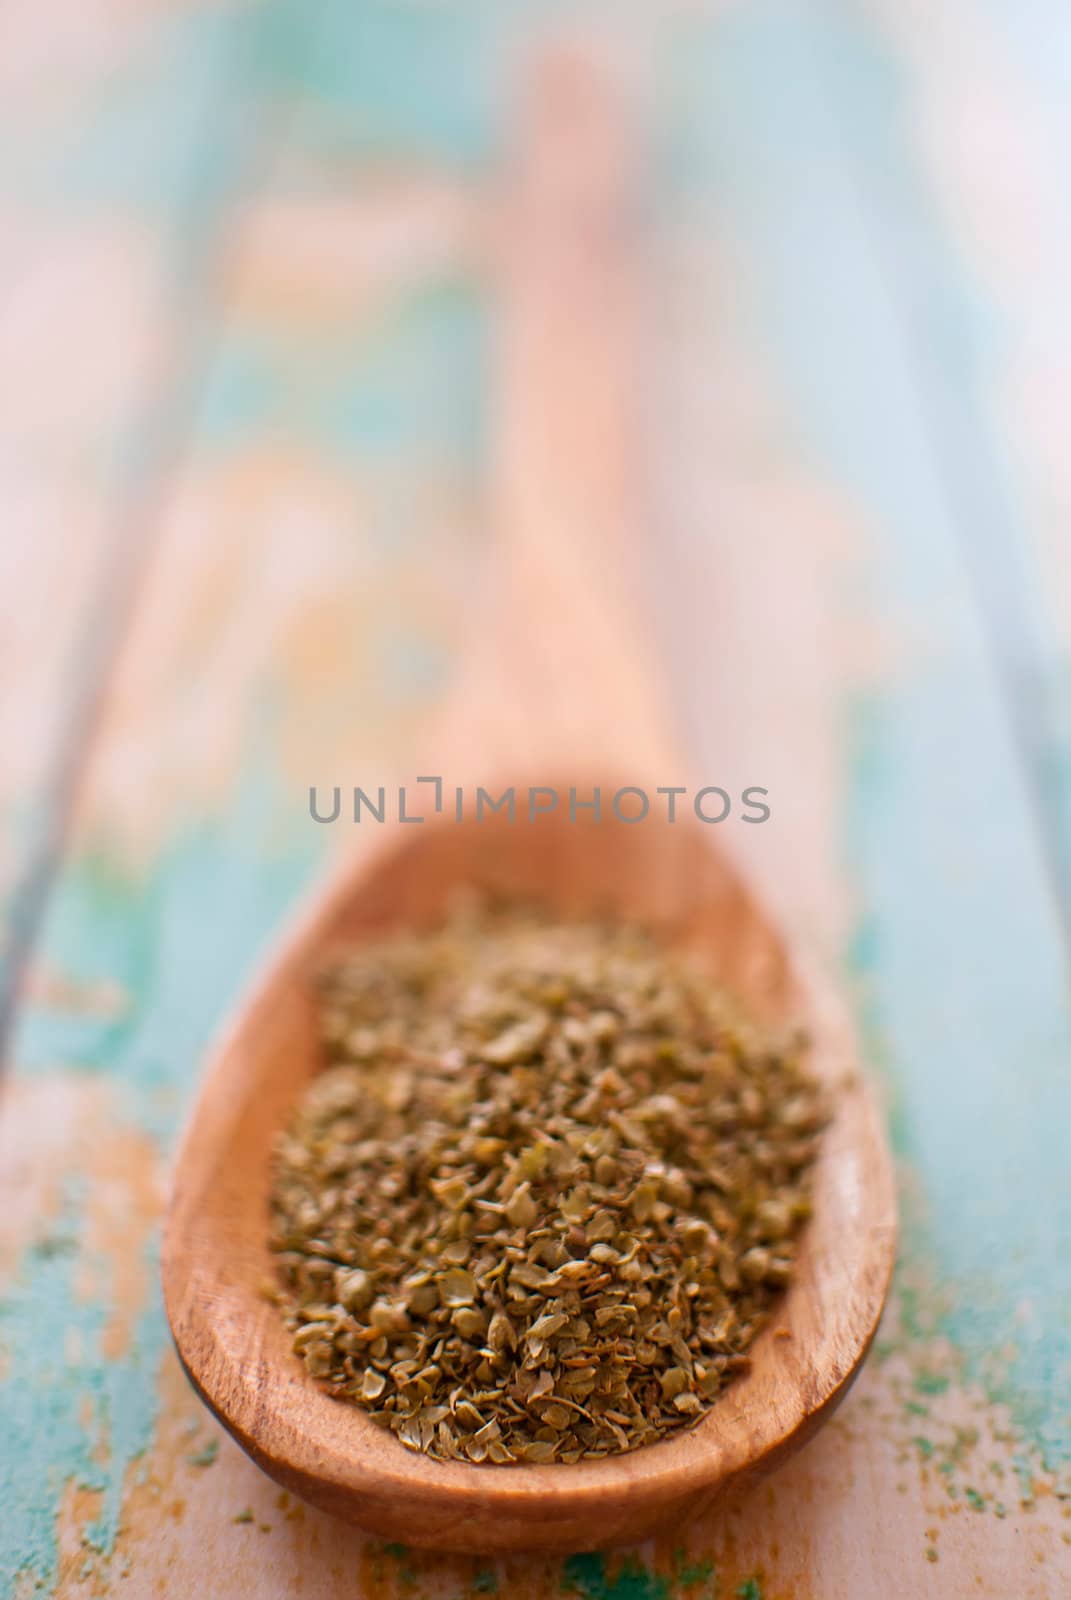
[269, 900, 824, 1464]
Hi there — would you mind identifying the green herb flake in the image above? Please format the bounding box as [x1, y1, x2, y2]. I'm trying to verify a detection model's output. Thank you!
[676, 1556, 714, 1588]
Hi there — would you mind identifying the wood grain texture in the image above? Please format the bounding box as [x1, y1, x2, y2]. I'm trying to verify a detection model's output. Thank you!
[0, 0, 283, 1045]
[3, 0, 1071, 1595]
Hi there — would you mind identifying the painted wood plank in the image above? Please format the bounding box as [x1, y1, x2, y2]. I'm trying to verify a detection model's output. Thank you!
[647, 0, 1071, 1589]
[0, 0, 295, 1040]
[0, 149, 483, 1597]
[0, 4, 480, 1593]
[866, 0, 1071, 932]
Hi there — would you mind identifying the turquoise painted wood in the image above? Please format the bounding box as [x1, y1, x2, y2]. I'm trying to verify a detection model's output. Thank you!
[663, 0, 1071, 1475]
[2, 1, 1070, 1594]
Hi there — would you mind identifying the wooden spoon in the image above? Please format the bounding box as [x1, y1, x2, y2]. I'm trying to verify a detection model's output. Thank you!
[163, 50, 896, 1555]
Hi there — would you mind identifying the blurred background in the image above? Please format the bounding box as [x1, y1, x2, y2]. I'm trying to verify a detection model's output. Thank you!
[2, 2, 1071, 1595]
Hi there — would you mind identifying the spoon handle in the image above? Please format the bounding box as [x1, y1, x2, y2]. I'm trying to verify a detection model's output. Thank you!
[436, 46, 679, 784]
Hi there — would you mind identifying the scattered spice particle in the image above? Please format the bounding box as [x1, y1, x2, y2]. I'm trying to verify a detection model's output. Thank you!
[383, 1543, 418, 1587]
[964, 1487, 985, 1512]
[736, 1581, 764, 1600]
[186, 1438, 219, 1468]
[563, 1551, 670, 1600]
[768, 1162, 1071, 1526]
[32, 1232, 77, 1260]
[471, 1567, 499, 1593]
[675, 1555, 715, 1588]
[924, 1548, 938, 1564]
[233, 1509, 254, 1525]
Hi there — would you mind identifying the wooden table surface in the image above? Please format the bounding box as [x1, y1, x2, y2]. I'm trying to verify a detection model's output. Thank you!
[2, 2, 1070, 1596]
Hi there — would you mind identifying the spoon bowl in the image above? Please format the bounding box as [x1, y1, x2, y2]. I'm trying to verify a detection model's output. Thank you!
[163, 800, 895, 1552]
